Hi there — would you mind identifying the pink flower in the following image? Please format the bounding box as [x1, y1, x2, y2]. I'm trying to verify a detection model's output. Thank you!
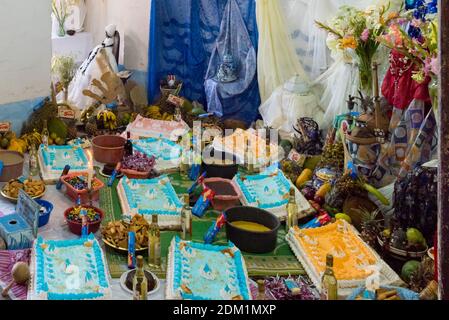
[360, 28, 370, 42]
[430, 57, 440, 75]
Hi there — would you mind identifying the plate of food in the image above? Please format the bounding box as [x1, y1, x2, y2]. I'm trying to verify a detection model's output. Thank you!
[1, 178, 46, 202]
[101, 214, 149, 253]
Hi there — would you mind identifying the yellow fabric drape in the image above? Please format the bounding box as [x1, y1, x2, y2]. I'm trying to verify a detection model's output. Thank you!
[256, 0, 309, 104]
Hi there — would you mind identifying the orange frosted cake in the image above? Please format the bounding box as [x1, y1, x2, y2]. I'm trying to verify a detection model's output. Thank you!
[212, 128, 280, 167]
[286, 220, 401, 295]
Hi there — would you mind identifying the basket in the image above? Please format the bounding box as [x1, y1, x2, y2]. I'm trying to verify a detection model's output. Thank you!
[60, 172, 105, 204]
[120, 168, 155, 179]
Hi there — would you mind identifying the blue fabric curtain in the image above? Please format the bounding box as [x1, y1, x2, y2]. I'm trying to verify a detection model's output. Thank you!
[148, 0, 260, 124]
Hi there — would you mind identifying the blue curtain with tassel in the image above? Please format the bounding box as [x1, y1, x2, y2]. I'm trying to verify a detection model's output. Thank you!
[148, 0, 260, 124]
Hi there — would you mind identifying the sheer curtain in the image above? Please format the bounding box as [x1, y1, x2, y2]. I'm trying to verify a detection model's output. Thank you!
[256, 0, 309, 104]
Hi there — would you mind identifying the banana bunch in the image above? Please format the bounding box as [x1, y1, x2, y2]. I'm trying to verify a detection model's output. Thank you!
[97, 110, 118, 130]
[21, 130, 42, 150]
[145, 105, 175, 121]
[146, 105, 162, 119]
[8, 138, 28, 154]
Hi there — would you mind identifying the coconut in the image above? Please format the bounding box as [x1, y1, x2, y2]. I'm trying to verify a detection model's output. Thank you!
[342, 196, 378, 231]
[11, 262, 30, 284]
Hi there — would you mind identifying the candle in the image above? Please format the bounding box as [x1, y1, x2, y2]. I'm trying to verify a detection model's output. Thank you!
[86, 149, 94, 190]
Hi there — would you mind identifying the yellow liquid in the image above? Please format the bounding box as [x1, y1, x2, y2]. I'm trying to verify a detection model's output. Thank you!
[231, 221, 271, 232]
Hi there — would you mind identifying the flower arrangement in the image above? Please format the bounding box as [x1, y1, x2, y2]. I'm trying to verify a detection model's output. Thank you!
[51, 55, 76, 100]
[378, 18, 438, 84]
[316, 3, 403, 92]
[52, 0, 69, 37]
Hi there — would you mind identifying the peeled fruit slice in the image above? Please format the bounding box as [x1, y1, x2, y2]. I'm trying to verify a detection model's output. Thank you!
[335, 213, 352, 224]
[401, 260, 421, 283]
[406, 228, 426, 246]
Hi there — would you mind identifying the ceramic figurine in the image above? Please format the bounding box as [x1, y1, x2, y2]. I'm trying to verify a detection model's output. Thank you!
[217, 53, 238, 83]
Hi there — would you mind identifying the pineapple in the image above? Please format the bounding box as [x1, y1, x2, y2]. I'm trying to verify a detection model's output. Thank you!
[358, 208, 382, 248]
[85, 121, 98, 137]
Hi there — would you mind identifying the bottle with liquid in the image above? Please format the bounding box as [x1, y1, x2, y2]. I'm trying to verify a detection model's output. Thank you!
[148, 215, 161, 268]
[41, 120, 49, 147]
[174, 106, 182, 122]
[286, 188, 298, 232]
[181, 194, 192, 240]
[29, 143, 39, 178]
[132, 256, 148, 300]
[320, 254, 338, 300]
[124, 131, 133, 156]
[256, 280, 267, 300]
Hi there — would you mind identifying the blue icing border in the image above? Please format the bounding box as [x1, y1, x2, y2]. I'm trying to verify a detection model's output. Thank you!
[132, 137, 182, 161]
[171, 236, 250, 300]
[121, 176, 182, 216]
[39, 144, 89, 171]
[235, 169, 291, 209]
[34, 234, 109, 300]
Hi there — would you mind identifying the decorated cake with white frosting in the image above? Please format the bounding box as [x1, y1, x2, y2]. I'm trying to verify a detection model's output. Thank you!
[38, 144, 89, 181]
[233, 165, 313, 219]
[132, 137, 183, 172]
[123, 114, 190, 141]
[286, 220, 402, 296]
[28, 235, 111, 300]
[166, 237, 252, 300]
[117, 175, 183, 229]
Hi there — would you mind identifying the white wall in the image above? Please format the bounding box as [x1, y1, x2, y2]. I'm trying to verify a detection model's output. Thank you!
[84, 0, 150, 71]
[0, 0, 52, 105]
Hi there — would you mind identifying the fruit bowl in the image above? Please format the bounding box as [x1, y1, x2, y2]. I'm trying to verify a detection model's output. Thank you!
[64, 205, 104, 235]
[377, 236, 428, 260]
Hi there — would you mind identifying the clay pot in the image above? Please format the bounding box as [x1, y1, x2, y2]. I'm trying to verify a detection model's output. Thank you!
[92, 135, 126, 164]
[0, 151, 24, 182]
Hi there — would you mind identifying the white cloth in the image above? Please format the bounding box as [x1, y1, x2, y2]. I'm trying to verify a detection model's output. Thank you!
[259, 76, 324, 134]
[256, 0, 310, 104]
[67, 28, 119, 111]
[279, 0, 378, 81]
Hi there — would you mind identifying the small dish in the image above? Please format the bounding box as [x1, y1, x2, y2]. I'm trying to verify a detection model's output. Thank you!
[119, 268, 160, 297]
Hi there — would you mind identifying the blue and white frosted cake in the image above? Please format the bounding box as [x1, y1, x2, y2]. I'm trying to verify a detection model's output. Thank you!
[28, 234, 111, 300]
[117, 175, 183, 228]
[233, 165, 313, 219]
[132, 137, 183, 172]
[166, 237, 252, 300]
[38, 144, 89, 181]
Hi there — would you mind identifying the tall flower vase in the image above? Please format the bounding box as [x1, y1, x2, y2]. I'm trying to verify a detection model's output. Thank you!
[429, 76, 438, 117]
[357, 54, 373, 96]
[57, 22, 66, 37]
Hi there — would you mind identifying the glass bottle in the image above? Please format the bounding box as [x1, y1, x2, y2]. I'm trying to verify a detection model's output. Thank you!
[320, 254, 338, 300]
[29, 143, 39, 178]
[148, 215, 161, 268]
[256, 280, 267, 300]
[124, 131, 133, 156]
[181, 194, 192, 240]
[132, 256, 148, 300]
[286, 188, 298, 232]
[41, 120, 49, 148]
[174, 105, 182, 122]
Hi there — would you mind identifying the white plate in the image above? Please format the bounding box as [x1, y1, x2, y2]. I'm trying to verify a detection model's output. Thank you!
[119, 269, 160, 298]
